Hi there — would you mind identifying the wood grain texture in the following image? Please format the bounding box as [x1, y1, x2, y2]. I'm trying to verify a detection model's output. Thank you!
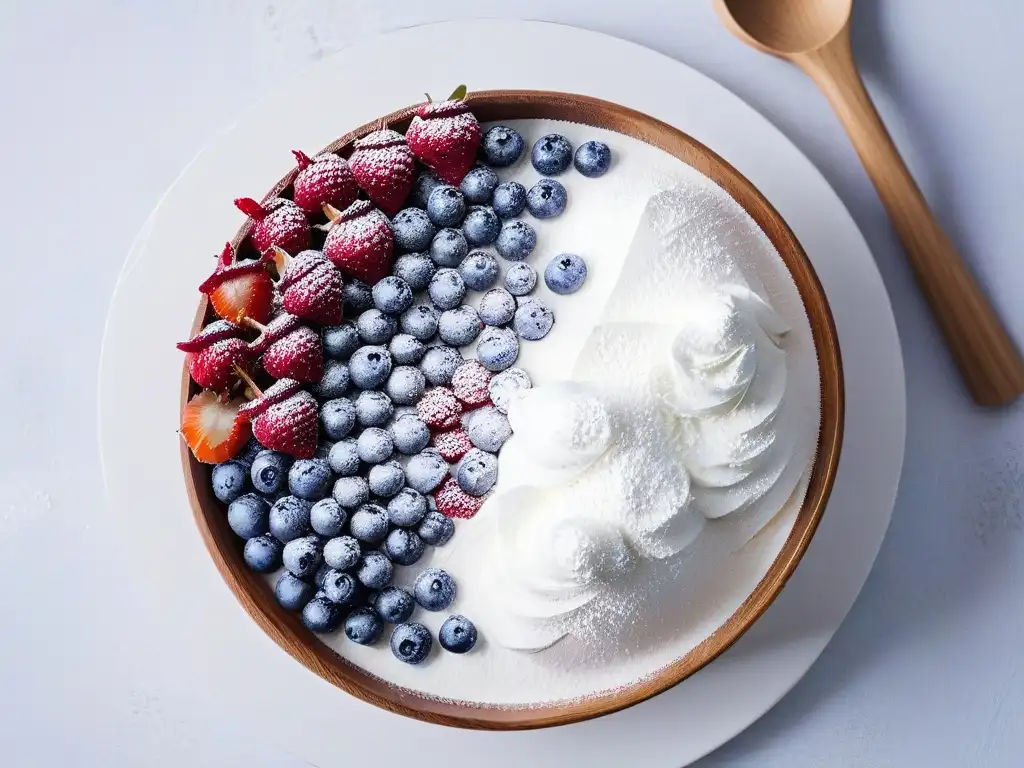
[180, 90, 844, 730]
[715, 0, 1024, 406]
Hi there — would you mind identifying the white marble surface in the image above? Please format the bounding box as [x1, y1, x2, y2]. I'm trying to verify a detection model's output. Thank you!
[2, 1, 1023, 766]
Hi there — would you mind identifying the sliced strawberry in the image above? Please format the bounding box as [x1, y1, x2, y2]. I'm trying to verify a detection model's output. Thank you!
[348, 129, 415, 216]
[198, 244, 275, 324]
[321, 200, 395, 284]
[451, 360, 493, 407]
[278, 249, 344, 325]
[291, 150, 358, 215]
[417, 386, 463, 430]
[180, 390, 252, 464]
[431, 427, 473, 462]
[238, 377, 303, 419]
[176, 319, 244, 352]
[251, 390, 319, 459]
[234, 197, 310, 255]
[433, 477, 485, 519]
[405, 97, 481, 186]
[246, 312, 301, 354]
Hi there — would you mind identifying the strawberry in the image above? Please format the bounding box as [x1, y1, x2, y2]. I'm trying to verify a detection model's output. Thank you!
[431, 427, 473, 462]
[234, 196, 310, 255]
[239, 378, 319, 459]
[180, 389, 252, 464]
[278, 249, 344, 325]
[321, 200, 394, 284]
[405, 95, 481, 186]
[348, 129, 415, 216]
[291, 150, 359, 215]
[416, 386, 463, 430]
[247, 313, 324, 383]
[177, 320, 253, 391]
[450, 360, 493, 407]
[198, 243, 275, 324]
[433, 477, 486, 519]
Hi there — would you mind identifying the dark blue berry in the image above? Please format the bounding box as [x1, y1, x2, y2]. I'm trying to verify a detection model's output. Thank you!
[389, 414, 430, 454]
[419, 345, 463, 385]
[275, 571, 314, 612]
[392, 252, 436, 292]
[309, 498, 347, 537]
[387, 487, 428, 527]
[544, 253, 588, 295]
[320, 397, 356, 440]
[356, 310, 398, 344]
[342, 279, 374, 314]
[323, 535, 361, 571]
[345, 607, 383, 645]
[313, 562, 331, 589]
[429, 228, 468, 268]
[348, 346, 393, 389]
[357, 550, 394, 590]
[368, 460, 405, 497]
[389, 333, 426, 365]
[503, 262, 537, 296]
[438, 305, 483, 346]
[460, 166, 499, 204]
[426, 185, 467, 228]
[314, 441, 334, 461]
[356, 427, 393, 464]
[385, 365, 426, 405]
[405, 450, 450, 493]
[301, 596, 342, 633]
[349, 503, 389, 545]
[287, 458, 332, 501]
[458, 251, 500, 291]
[495, 220, 536, 262]
[427, 268, 466, 310]
[392, 208, 436, 253]
[355, 390, 394, 427]
[212, 461, 248, 504]
[476, 326, 520, 371]
[234, 438, 263, 471]
[526, 179, 567, 219]
[491, 181, 527, 219]
[327, 438, 360, 477]
[439, 615, 478, 653]
[478, 288, 516, 326]
[282, 534, 323, 578]
[332, 475, 369, 508]
[488, 367, 532, 413]
[322, 321, 360, 360]
[243, 534, 283, 573]
[417, 508, 455, 546]
[374, 586, 415, 623]
[462, 206, 501, 246]
[250, 450, 291, 495]
[227, 493, 269, 539]
[385, 529, 425, 566]
[390, 622, 432, 664]
[268, 495, 312, 541]
[413, 568, 456, 611]
[410, 170, 443, 208]
[398, 304, 439, 341]
[574, 140, 611, 177]
[322, 569, 361, 605]
[371, 279, 411, 318]
[456, 448, 499, 496]
[481, 125, 525, 167]
[531, 133, 573, 175]
[466, 406, 513, 452]
[313, 360, 350, 399]
[513, 297, 555, 340]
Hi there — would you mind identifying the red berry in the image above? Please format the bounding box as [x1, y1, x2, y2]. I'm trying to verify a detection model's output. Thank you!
[181, 390, 252, 464]
[348, 129, 415, 216]
[198, 244, 275, 325]
[234, 197, 310, 255]
[416, 387, 463, 429]
[291, 150, 358, 215]
[261, 325, 324, 383]
[278, 249, 344, 325]
[451, 360, 493, 407]
[431, 427, 473, 462]
[405, 100, 482, 186]
[322, 200, 395, 284]
[433, 477, 485, 519]
[177, 320, 253, 391]
[247, 387, 319, 459]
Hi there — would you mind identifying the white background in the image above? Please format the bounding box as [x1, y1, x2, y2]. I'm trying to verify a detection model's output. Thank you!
[2, 1, 1023, 766]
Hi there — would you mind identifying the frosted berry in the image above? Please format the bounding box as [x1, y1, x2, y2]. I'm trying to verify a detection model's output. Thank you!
[302, 597, 343, 633]
[356, 309, 398, 344]
[390, 414, 431, 455]
[291, 150, 358, 214]
[385, 366, 426, 405]
[574, 140, 612, 177]
[372, 276, 414, 315]
[375, 586, 415, 623]
[275, 571, 314, 612]
[385, 528, 426, 566]
[406, 98, 482, 186]
[333, 475, 370, 508]
[480, 125, 525, 167]
[491, 181, 527, 218]
[405, 450, 450, 494]
[358, 551, 394, 589]
[287, 457, 332, 501]
[348, 345, 393, 390]
[461, 206, 500, 246]
[433, 477, 486, 519]
[268, 495, 312, 542]
[429, 228, 468, 267]
[457, 448, 499, 496]
[322, 200, 395, 284]
[323, 535, 361, 571]
[459, 166, 499, 204]
[438, 305, 483, 346]
[428, 268, 467, 310]
[504, 263, 537, 296]
[413, 568, 456, 611]
[227, 493, 270, 539]
[320, 397, 356, 440]
[244, 534, 283, 573]
[478, 288, 516, 326]
[531, 133, 573, 175]
[391, 207, 436, 253]
[234, 197, 311, 255]
[416, 387, 463, 429]
[355, 390, 394, 427]
[349, 503, 389, 545]
[488, 367, 532, 413]
[348, 129, 415, 216]
[310, 498, 347, 537]
[357, 427, 394, 464]
[495, 220, 536, 262]
[418, 508, 455, 546]
[432, 428, 473, 462]
[545, 253, 588, 295]
[476, 326, 519, 371]
[451, 360, 493, 407]
[327, 438, 360, 477]
[387, 487, 428, 527]
[526, 179, 567, 219]
[322, 322, 360, 361]
[368, 460, 405, 497]
[466, 405, 512, 452]
[212, 460, 248, 504]
[513, 297, 555, 340]
[342, 279, 374, 314]
[283, 534, 323, 578]
[390, 622, 432, 664]
[345, 608, 383, 645]
[313, 360, 350, 399]
[419, 345, 462, 386]
[399, 304, 439, 341]
[439, 615, 478, 653]
[389, 334, 426, 365]
[392, 253, 436, 292]
[426, 185, 466, 228]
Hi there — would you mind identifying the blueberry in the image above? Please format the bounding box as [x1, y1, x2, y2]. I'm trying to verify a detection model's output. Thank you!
[466, 406, 512, 452]
[429, 228, 469, 268]
[342, 279, 374, 314]
[476, 326, 520, 371]
[234, 438, 263, 471]
[374, 586, 415, 623]
[503, 262, 538, 297]
[332, 475, 370, 508]
[212, 461, 248, 504]
[355, 390, 394, 427]
[322, 569, 361, 606]
[438, 305, 483, 346]
[426, 185, 467, 228]
[491, 181, 527, 218]
[458, 251, 500, 291]
[456, 448, 499, 496]
[313, 360, 350, 399]
[275, 571, 314, 612]
[387, 487, 428, 527]
[372, 276, 414, 316]
[301, 596, 342, 633]
[322, 321, 361, 360]
[548, 255, 589, 297]
[392, 208, 436, 253]
[314, 441, 334, 461]
[227, 493, 269, 539]
[288, 458, 333, 501]
[310, 498, 347, 537]
[390, 622, 432, 664]
[462, 206, 501, 246]
[413, 568, 456, 611]
[439, 615, 478, 653]
[283, 534, 323, 578]
[526, 179, 568, 219]
[357, 427, 394, 464]
[410, 170, 443, 208]
[327, 438, 361, 477]
[460, 166, 499, 204]
[368, 460, 405, 497]
[389, 333, 426, 365]
[574, 140, 612, 177]
[323, 535, 361, 571]
[405, 451, 450, 494]
[357, 550, 395, 589]
[487, 367, 532, 413]
[268, 495, 312, 541]
[398, 304, 439, 341]
[417, 508, 455, 546]
[531, 133, 573, 175]
[494, 220, 537, 262]
[243, 534, 283, 573]
[345, 607, 383, 645]
[513, 297, 555, 340]
[384, 529, 426, 566]
[313, 561, 331, 589]
[319, 398, 355, 441]
[349, 503, 389, 545]
[250, 450, 291, 495]
[419, 345, 463, 386]
[478, 288, 516, 326]
[348, 346, 393, 389]
[389, 414, 430, 455]
[427, 268, 466, 310]
[392, 252, 436, 292]
[356, 310, 398, 344]
[384, 366, 426, 405]
[480, 125, 525, 167]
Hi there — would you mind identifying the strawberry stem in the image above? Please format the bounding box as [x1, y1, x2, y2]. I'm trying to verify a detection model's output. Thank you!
[233, 364, 263, 398]
[424, 92, 433, 103]
[321, 203, 342, 223]
[240, 316, 269, 334]
[234, 197, 267, 220]
[292, 149, 312, 170]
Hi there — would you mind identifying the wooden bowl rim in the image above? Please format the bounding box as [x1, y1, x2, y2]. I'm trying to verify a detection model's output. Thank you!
[180, 89, 845, 730]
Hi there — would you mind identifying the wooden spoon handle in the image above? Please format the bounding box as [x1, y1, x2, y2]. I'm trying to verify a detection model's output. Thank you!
[795, 34, 1024, 406]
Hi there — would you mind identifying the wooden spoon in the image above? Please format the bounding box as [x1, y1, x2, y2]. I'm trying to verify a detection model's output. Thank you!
[715, 0, 1024, 406]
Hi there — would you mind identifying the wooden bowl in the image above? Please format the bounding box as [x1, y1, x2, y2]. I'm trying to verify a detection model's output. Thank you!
[181, 90, 844, 730]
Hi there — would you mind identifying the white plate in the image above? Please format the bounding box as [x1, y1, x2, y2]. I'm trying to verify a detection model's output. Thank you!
[98, 20, 904, 768]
